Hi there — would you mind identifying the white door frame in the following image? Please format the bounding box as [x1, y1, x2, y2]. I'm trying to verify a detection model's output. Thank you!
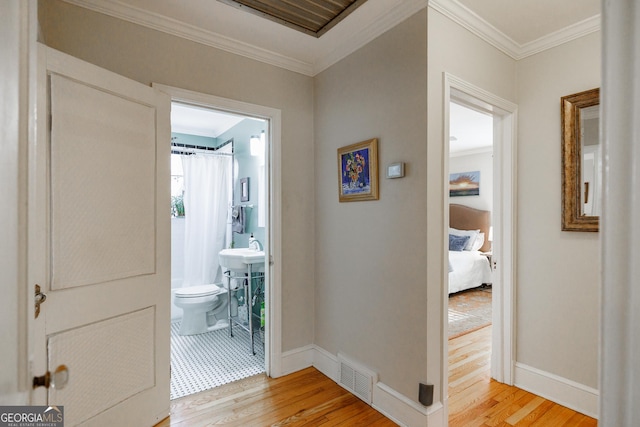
[1, 0, 37, 403]
[152, 84, 283, 377]
[443, 73, 518, 385]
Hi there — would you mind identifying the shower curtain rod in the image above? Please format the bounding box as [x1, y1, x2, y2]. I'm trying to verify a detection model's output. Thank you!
[171, 138, 234, 156]
[171, 147, 233, 156]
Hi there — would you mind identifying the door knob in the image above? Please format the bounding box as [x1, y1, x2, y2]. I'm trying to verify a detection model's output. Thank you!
[33, 365, 69, 390]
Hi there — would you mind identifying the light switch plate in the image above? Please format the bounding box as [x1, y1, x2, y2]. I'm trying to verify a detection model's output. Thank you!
[387, 162, 405, 178]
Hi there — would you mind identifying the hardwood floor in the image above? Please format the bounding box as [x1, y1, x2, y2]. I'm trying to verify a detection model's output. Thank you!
[156, 325, 597, 426]
[448, 325, 597, 427]
[156, 367, 397, 426]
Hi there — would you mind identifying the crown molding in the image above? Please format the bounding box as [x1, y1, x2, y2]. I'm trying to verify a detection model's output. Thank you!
[428, 0, 600, 60]
[63, 0, 600, 76]
[63, 0, 315, 76]
[518, 15, 601, 59]
[428, 0, 520, 58]
[312, 0, 428, 75]
[63, 0, 428, 77]
[450, 146, 493, 158]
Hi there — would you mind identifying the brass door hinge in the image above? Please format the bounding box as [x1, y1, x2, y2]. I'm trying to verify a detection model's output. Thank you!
[35, 284, 46, 318]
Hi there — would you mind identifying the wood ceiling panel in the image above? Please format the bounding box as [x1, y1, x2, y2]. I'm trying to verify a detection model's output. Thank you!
[219, 0, 368, 37]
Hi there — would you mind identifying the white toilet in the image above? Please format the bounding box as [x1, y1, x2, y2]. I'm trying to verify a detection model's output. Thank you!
[173, 284, 230, 336]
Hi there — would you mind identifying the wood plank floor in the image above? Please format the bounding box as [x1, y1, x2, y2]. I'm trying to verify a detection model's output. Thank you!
[448, 325, 597, 427]
[156, 324, 597, 426]
[156, 367, 397, 426]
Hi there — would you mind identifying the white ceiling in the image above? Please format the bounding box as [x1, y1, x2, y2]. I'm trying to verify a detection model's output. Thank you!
[69, 0, 600, 141]
[449, 103, 493, 155]
[171, 103, 266, 139]
[171, 103, 245, 138]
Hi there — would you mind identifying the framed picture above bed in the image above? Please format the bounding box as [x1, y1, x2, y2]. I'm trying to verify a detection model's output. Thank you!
[449, 171, 480, 197]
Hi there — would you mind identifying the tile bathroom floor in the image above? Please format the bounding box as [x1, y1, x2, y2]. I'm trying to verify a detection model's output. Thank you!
[170, 321, 265, 400]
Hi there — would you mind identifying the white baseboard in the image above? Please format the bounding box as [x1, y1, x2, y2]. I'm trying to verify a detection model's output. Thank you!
[312, 345, 339, 381]
[280, 344, 443, 427]
[281, 348, 599, 424]
[373, 382, 444, 427]
[279, 344, 314, 376]
[514, 362, 599, 419]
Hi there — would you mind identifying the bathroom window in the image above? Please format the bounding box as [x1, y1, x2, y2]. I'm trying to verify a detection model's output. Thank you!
[171, 154, 185, 217]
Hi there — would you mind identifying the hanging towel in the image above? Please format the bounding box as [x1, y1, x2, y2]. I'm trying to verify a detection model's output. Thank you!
[232, 205, 246, 234]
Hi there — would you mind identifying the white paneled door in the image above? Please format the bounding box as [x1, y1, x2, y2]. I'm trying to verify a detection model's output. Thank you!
[29, 45, 171, 426]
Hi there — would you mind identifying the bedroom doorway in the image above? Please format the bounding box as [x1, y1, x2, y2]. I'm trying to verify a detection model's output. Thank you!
[447, 100, 494, 336]
[443, 74, 518, 404]
[447, 101, 495, 418]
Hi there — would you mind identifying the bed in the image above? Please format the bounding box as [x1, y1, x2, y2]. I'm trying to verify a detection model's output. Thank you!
[448, 204, 493, 294]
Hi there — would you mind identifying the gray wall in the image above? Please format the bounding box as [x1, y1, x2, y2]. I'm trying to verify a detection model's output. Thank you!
[314, 9, 429, 398]
[516, 31, 601, 388]
[38, 0, 315, 352]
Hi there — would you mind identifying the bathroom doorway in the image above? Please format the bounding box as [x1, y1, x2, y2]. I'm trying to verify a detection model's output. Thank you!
[168, 101, 270, 400]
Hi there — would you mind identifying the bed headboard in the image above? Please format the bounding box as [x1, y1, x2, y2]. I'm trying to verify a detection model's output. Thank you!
[449, 204, 491, 252]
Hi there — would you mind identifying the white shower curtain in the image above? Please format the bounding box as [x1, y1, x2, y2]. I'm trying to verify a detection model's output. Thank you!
[181, 154, 232, 287]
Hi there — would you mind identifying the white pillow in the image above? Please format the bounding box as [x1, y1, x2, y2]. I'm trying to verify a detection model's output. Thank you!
[470, 232, 485, 251]
[449, 227, 479, 251]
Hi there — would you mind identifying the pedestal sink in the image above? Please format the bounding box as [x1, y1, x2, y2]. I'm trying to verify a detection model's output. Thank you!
[219, 248, 265, 273]
[219, 248, 265, 355]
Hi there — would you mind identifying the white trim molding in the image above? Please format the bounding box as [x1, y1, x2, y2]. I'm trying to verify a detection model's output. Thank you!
[64, 0, 314, 76]
[151, 84, 284, 380]
[313, 0, 427, 75]
[279, 345, 315, 376]
[515, 363, 599, 419]
[279, 345, 442, 427]
[449, 146, 493, 158]
[428, 0, 600, 60]
[311, 345, 338, 381]
[444, 72, 518, 387]
[62, 0, 427, 77]
[373, 382, 443, 427]
[63, 0, 599, 74]
[429, 0, 519, 58]
[1, 0, 37, 401]
[519, 15, 601, 59]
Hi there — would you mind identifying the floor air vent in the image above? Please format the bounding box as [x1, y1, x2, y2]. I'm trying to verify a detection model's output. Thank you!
[337, 353, 377, 404]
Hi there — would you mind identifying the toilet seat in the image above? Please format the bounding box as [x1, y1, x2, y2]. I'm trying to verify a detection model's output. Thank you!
[174, 284, 222, 298]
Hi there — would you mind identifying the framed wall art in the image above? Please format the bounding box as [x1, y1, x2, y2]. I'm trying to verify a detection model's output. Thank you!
[337, 138, 379, 202]
[449, 171, 480, 197]
[240, 177, 249, 202]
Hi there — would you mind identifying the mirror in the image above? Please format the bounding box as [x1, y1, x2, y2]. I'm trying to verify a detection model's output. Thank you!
[561, 88, 600, 232]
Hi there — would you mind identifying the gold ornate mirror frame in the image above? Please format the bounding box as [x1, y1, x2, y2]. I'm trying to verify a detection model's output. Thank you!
[561, 88, 600, 232]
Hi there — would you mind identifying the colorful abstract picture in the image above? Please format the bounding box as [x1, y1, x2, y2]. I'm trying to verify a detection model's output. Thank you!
[337, 138, 379, 202]
[449, 171, 480, 197]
